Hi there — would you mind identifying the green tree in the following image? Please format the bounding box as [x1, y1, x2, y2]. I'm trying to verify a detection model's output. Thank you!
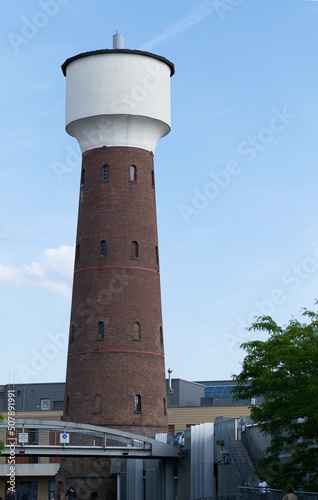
[232, 305, 318, 490]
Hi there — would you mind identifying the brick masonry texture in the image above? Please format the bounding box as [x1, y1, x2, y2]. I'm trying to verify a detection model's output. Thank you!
[64, 146, 168, 434]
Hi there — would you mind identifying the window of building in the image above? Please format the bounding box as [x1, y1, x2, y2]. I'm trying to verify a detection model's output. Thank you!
[134, 394, 141, 413]
[163, 397, 167, 415]
[103, 165, 109, 182]
[152, 170, 155, 188]
[70, 324, 75, 343]
[65, 396, 69, 415]
[54, 401, 64, 410]
[130, 165, 137, 182]
[93, 394, 102, 413]
[81, 168, 85, 186]
[30, 428, 39, 445]
[49, 481, 56, 500]
[160, 326, 163, 344]
[131, 241, 139, 259]
[75, 244, 80, 262]
[155, 246, 159, 265]
[98, 321, 104, 339]
[100, 240, 107, 258]
[133, 322, 141, 341]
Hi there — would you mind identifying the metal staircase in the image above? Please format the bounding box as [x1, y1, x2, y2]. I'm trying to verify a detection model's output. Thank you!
[215, 417, 255, 485]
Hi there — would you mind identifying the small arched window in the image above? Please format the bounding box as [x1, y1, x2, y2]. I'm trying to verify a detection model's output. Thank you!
[130, 165, 137, 182]
[134, 394, 141, 413]
[103, 165, 109, 182]
[75, 244, 80, 262]
[81, 168, 85, 186]
[155, 246, 159, 265]
[131, 241, 139, 259]
[100, 240, 107, 258]
[98, 321, 104, 339]
[93, 394, 102, 413]
[151, 170, 155, 188]
[70, 324, 75, 343]
[133, 322, 141, 340]
[65, 396, 69, 415]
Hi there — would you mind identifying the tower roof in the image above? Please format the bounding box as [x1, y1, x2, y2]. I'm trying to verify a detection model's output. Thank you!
[61, 49, 175, 77]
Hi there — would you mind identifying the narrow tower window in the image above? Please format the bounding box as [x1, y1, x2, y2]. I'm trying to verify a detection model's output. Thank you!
[160, 326, 163, 344]
[98, 321, 104, 339]
[93, 394, 102, 413]
[102, 165, 109, 181]
[155, 246, 159, 265]
[131, 241, 139, 259]
[81, 168, 85, 186]
[151, 170, 155, 188]
[75, 244, 80, 262]
[163, 397, 167, 415]
[65, 396, 69, 415]
[130, 165, 137, 182]
[134, 395, 141, 413]
[100, 240, 107, 258]
[133, 322, 141, 341]
[70, 324, 75, 343]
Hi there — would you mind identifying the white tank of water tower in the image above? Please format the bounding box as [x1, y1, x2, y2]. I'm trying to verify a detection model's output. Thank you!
[62, 33, 174, 154]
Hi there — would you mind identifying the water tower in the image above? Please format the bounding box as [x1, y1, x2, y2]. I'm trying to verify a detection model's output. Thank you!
[62, 34, 174, 436]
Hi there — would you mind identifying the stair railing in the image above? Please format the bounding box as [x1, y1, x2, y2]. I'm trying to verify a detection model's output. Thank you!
[215, 417, 254, 485]
[239, 417, 262, 467]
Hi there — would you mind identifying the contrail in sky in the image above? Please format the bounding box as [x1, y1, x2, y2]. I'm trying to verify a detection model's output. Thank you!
[140, 0, 215, 51]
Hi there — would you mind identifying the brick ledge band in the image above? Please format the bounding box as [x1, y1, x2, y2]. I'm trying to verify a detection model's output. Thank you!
[74, 265, 160, 275]
[68, 349, 164, 358]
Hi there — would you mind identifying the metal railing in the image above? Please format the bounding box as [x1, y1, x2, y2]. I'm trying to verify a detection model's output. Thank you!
[195, 487, 318, 500]
[240, 417, 262, 467]
[215, 417, 254, 485]
[0, 419, 178, 458]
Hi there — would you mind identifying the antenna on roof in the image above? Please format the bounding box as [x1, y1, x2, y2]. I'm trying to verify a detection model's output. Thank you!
[113, 32, 124, 49]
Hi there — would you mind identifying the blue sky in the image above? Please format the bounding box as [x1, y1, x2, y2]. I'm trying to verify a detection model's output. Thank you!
[1, 0, 318, 385]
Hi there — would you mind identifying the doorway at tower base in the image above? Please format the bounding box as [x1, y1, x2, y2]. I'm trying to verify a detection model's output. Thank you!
[55, 457, 116, 500]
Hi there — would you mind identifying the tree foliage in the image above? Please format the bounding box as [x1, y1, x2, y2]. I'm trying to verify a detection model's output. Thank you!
[232, 305, 318, 490]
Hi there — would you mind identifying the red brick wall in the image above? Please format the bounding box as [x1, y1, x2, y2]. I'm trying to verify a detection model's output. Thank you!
[64, 146, 168, 434]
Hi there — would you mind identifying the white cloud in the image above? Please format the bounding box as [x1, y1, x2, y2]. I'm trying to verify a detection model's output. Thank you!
[0, 245, 74, 298]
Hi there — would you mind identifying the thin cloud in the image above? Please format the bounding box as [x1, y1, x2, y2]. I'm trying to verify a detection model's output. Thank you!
[0, 245, 74, 298]
[140, 0, 215, 51]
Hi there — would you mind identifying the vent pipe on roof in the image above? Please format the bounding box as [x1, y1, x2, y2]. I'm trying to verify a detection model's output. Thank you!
[113, 32, 124, 49]
[168, 368, 173, 394]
